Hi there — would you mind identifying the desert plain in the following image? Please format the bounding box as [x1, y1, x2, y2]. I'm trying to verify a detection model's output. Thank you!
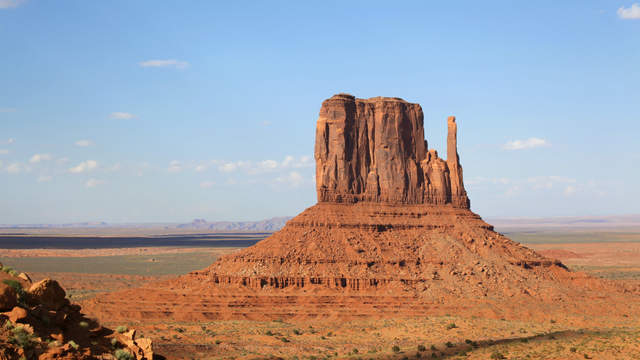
[2, 220, 640, 359]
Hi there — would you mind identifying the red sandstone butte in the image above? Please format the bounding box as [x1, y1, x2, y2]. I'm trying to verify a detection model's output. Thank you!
[315, 94, 469, 207]
[83, 94, 630, 323]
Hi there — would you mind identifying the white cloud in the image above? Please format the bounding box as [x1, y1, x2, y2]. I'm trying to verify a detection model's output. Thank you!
[259, 160, 278, 169]
[109, 112, 136, 120]
[75, 139, 92, 147]
[37, 175, 52, 183]
[29, 153, 52, 163]
[56, 157, 70, 164]
[0, 149, 8, 155]
[219, 162, 237, 173]
[563, 185, 577, 196]
[618, 3, 640, 19]
[85, 178, 105, 188]
[6, 163, 21, 174]
[168, 160, 182, 173]
[6, 138, 14, 144]
[69, 160, 98, 173]
[195, 164, 207, 172]
[262, 121, 272, 126]
[200, 180, 215, 189]
[527, 176, 576, 190]
[139, 59, 189, 69]
[276, 171, 304, 187]
[503, 137, 549, 150]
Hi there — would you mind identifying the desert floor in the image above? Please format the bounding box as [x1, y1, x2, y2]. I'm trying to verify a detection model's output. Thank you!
[2, 228, 640, 359]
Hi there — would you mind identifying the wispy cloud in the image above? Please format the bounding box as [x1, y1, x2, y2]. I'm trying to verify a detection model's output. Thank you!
[85, 178, 105, 188]
[75, 139, 92, 147]
[69, 160, 98, 173]
[139, 59, 189, 69]
[200, 180, 215, 189]
[276, 171, 304, 187]
[0, 0, 24, 9]
[618, 3, 640, 19]
[0, 149, 8, 155]
[109, 112, 136, 120]
[29, 153, 52, 163]
[0, 107, 17, 112]
[503, 137, 549, 150]
[6, 163, 21, 174]
[37, 175, 52, 183]
[168, 160, 182, 173]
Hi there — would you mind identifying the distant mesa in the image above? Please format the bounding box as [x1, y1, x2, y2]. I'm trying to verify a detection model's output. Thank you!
[84, 94, 622, 322]
[177, 217, 292, 232]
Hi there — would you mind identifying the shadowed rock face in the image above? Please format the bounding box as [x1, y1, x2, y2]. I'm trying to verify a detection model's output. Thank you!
[315, 94, 469, 208]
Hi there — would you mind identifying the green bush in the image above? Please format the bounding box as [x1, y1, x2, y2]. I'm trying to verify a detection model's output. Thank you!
[430, 345, 437, 351]
[293, 329, 302, 335]
[9, 326, 35, 349]
[114, 349, 134, 360]
[570, 347, 577, 353]
[446, 323, 457, 330]
[68, 340, 79, 350]
[392, 345, 400, 353]
[79, 321, 89, 329]
[445, 342, 454, 348]
[115, 325, 128, 334]
[418, 344, 426, 352]
[2, 279, 25, 301]
[490, 351, 505, 360]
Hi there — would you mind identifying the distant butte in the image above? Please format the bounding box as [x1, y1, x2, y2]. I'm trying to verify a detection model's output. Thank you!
[84, 94, 628, 322]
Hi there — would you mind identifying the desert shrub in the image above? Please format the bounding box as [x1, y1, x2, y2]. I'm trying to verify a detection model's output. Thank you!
[293, 329, 302, 335]
[116, 325, 128, 334]
[550, 319, 557, 324]
[445, 342, 454, 348]
[110, 338, 119, 347]
[570, 347, 577, 353]
[215, 340, 221, 344]
[114, 349, 134, 360]
[79, 321, 89, 329]
[352, 348, 358, 354]
[490, 351, 505, 360]
[418, 344, 426, 352]
[9, 326, 35, 349]
[68, 340, 79, 350]
[392, 345, 400, 353]
[431, 353, 437, 358]
[430, 345, 437, 351]
[281, 337, 290, 343]
[265, 330, 274, 336]
[464, 339, 472, 344]
[175, 327, 185, 333]
[2, 279, 25, 302]
[446, 323, 457, 330]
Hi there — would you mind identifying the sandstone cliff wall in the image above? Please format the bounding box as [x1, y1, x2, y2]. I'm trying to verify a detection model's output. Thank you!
[315, 94, 470, 208]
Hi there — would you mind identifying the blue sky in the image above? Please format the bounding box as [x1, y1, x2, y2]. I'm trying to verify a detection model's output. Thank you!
[1, 1, 639, 223]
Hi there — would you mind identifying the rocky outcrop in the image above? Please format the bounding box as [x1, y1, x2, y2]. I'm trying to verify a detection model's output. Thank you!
[315, 94, 470, 208]
[27, 279, 68, 310]
[0, 283, 17, 311]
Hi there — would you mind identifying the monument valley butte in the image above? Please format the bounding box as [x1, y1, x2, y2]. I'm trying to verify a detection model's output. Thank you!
[71, 94, 640, 358]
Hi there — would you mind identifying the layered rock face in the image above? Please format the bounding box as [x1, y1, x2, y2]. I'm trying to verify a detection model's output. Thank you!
[315, 94, 469, 207]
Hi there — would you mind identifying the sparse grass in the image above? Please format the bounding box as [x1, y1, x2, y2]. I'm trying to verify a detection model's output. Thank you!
[114, 349, 134, 360]
[116, 325, 128, 334]
[392, 345, 400, 353]
[68, 340, 79, 350]
[79, 321, 89, 329]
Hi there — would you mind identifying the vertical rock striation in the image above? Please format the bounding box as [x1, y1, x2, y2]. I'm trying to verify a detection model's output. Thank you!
[315, 94, 470, 208]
